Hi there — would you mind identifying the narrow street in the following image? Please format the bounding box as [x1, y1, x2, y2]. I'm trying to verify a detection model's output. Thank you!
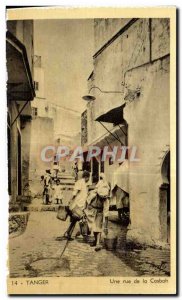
[9, 210, 170, 278]
[6, 13, 174, 296]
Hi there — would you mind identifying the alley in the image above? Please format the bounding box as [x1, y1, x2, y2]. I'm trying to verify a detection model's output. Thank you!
[6, 12, 175, 296]
[9, 211, 170, 278]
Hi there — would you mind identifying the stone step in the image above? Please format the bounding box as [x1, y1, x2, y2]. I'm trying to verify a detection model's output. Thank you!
[58, 172, 74, 177]
[24, 205, 60, 212]
[60, 186, 74, 190]
[59, 182, 75, 186]
[57, 175, 75, 180]
[58, 173, 74, 176]
[59, 176, 75, 180]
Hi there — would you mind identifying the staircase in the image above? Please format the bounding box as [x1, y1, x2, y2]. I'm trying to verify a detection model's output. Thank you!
[24, 171, 75, 211]
[58, 171, 75, 191]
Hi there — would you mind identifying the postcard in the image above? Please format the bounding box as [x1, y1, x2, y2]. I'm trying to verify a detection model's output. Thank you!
[6, 6, 176, 295]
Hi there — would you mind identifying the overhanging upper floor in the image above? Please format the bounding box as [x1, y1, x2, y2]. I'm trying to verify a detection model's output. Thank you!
[6, 30, 35, 102]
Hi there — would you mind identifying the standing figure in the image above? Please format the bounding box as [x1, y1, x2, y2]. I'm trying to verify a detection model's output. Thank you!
[85, 173, 110, 251]
[43, 169, 52, 205]
[53, 162, 59, 180]
[63, 170, 90, 240]
[53, 179, 63, 204]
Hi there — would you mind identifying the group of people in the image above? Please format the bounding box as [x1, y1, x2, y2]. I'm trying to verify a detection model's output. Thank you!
[41, 169, 63, 205]
[63, 170, 110, 251]
[41, 164, 130, 252]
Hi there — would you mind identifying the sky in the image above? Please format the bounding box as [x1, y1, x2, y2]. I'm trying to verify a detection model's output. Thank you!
[34, 19, 94, 113]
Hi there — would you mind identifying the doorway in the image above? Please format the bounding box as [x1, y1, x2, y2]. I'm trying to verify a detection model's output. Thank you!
[92, 156, 99, 184]
[7, 114, 11, 195]
[17, 130, 22, 195]
[82, 151, 91, 173]
[159, 151, 170, 243]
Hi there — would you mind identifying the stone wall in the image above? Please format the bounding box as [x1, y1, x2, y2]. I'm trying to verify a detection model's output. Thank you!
[29, 116, 54, 195]
[7, 20, 34, 206]
[21, 117, 32, 192]
[124, 56, 170, 245]
[90, 19, 151, 144]
[89, 18, 170, 147]
[94, 18, 132, 53]
[7, 20, 34, 75]
[87, 18, 170, 246]
[151, 18, 170, 60]
[8, 102, 21, 203]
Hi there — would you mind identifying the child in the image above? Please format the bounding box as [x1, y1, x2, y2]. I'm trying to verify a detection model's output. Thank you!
[53, 179, 63, 204]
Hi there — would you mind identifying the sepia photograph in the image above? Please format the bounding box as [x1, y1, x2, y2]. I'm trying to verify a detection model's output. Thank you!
[6, 7, 176, 295]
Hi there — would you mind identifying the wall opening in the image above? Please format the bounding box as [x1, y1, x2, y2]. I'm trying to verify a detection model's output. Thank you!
[92, 157, 99, 183]
[7, 114, 11, 195]
[17, 130, 22, 195]
[159, 151, 170, 243]
[82, 151, 91, 173]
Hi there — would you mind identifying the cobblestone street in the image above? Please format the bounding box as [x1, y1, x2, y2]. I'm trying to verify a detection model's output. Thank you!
[6, 13, 175, 297]
[9, 211, 170, 278]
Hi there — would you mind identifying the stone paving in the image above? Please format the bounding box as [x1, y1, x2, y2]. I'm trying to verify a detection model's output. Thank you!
[8, 211, 170, 278]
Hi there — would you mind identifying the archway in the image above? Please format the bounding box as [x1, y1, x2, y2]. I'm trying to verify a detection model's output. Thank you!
[159, 151, 170, 243]
[7, 114, 11, 195]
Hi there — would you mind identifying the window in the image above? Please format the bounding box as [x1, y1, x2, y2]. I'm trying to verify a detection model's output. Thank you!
[34, 81, 39, 91]
[32, 107, 38, 117]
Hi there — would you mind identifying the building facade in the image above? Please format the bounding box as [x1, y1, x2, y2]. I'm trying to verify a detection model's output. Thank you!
[84, 18, 170, 246]
[29, 54, 81, 194]
[7, 20, 35, 208]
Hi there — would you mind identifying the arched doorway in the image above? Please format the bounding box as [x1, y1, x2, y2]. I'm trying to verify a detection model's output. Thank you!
[159, 151, 170, 243]
[7, 114, 11, 195]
